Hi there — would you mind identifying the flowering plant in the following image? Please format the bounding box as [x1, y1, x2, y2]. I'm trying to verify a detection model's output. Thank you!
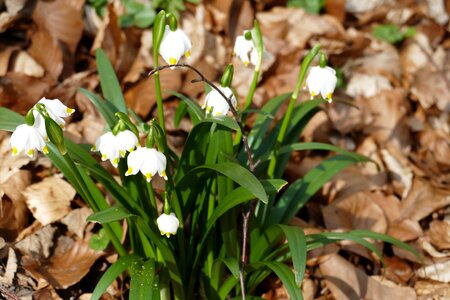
[0, 12, 418, 300]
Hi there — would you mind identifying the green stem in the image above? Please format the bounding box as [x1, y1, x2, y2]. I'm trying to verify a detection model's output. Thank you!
[154, 71, 166, 133]
[267, 45, 321, 178]
[63, 153, 127, 257]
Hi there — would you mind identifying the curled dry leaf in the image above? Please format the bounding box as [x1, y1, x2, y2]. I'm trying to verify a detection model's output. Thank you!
[0, 0, 27, 32]
[381, 147, 413, 199]
[383, 256, 414, 285]
[15, 225, 56, 259]
[60, 207, 93, 239]
[428, 220, 450, 250]
[12, 51, 45, 78]
[319, 253, 416, 300]
[22, 176, 76, 226]
[322, 191, 388, 234]
[388, 219, 423, 242]
[0, 248, 18, 286]
[32, 0, 83, 54]
[417, 260, 450, 283]
[400, 178, 450, 221]
[28, 30, 64, 80]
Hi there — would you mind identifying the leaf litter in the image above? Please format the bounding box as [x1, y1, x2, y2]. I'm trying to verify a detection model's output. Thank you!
[0, 0, 449, 299]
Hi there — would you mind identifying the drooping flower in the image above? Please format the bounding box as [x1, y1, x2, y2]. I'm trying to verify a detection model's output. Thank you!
[10, 124, 48, 158]
[305, 66, 337, 103]
[156, 213, 179, 238]
[202, 87, 237, 116]
[92, 130, 139, 167]
[125, 147, 167, 182]
[34, 97, 75, 136]
[159, 25, 192, 66]
[233, 31, 269, 67]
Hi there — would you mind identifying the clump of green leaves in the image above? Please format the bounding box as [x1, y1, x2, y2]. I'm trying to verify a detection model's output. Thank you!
[287, 0, 325, 14]
[372, 24, 416, 44]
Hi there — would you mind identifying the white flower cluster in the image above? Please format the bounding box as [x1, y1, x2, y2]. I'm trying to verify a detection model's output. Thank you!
[10, 98, 74, 158]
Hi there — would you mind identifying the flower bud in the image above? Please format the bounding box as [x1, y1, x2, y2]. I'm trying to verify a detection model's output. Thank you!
[24, 109, 35, 126]
[319, 52, 327, 68]
[167, 13, 177, 31]
[115, 112, 139, 138]
[220, 64, 234, 88]
[45, 117, 67, 155]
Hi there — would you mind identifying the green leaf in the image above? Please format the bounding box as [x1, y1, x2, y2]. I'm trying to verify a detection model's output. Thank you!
[287, 0, 325, 14]
[278, 225, 307, 287]
[79, 88, 117, 129]
[372, 24, 405, 44]
[129, 258, 156, 300]
[91, 255, 137, 300]
[89, 228, 110, 251]
[218, 257, 240, 279]
[252, 262, 303, 300]
[133, 8, 156, 28]
[87, 205, 135, 224]
[96, 48, 127, 113]
[269, 154, 362, 226]
[189, 162, 268, 203]
[172, 91, 204, 124]
[204, 115, 240, 131]
[0, 107, 24, 131]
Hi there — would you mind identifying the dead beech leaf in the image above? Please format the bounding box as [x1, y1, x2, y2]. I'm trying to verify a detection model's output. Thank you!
[428, 220, 450, 250]
[43, 239, 103, 289]
[388, 219, 423, 242]
[415, 280, 450, 300]
[23, 176, 76, 226]
[13, 51, 45, 78]
[417, 261, 450, 283]
[411, 69, 450, 112]
[346, 73, 392, 98]
[319, 253, 416, 300]
[0, 248, 18, 286]
[383, 256, 414, 285]
[32, 0, 83, 54]
[0, 47, 17, 76]
[400, 178, 450, 221]
[15, 225, 56, 259]
[61, 207, 93, 239]
[322, 191, 388, 233]
[426, 0, 450, 24]
[345, 0, 393, 14]
[28, 30, 64, 80]
[381, 147, 413, 199]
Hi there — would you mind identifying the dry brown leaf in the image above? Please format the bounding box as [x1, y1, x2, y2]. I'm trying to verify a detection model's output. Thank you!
[417, 260, 450, 283]
[60, 207, 92, 239]
[328, 101, 364, 135]
[319, 253, 416, 300]
[28, 30, 64, 80]
[426, 0, 450, 24]
[400, 177, 450, 221]
[0, 248, 18, 285]
[346, 73, 393, 98]
[12, 51, 45, 78]
[428, 220, 450, 250]
[33, 0, 83, 54]
[123, 30, 153, 84]
[322, 191, 388, 233]
[23, 176, 76, 226]
[388, 219, 423, 242]
[39, 239, 102, 289]
[381, 147, 414, 199]
[0, 47, 17, 76]
[345, 0, 393, 14]
[411, 69, 450, 112]
[383, 256, 414, 285]
[420, 238, 450, 259]
[15, 225, 56, 259]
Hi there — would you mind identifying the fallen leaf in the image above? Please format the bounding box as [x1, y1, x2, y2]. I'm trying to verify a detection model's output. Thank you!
[12, 51, 45, 78]
[417, 260, 450, 283]
[383, 256, 414, 285]
[319, 253, 416, 300]
[415, 280, 450, 300]
[60, 207, 93, 239]
[28, 30, 64, 80]
[428, 220, 450, 250]
[23, 176, 76, 226]
[381, 147, 414, 199]
[15, 225, 56, 259]
[346, 73, 393, 98]
[388, 219, 423, 242]
[0, 248, 18, 285]
[0, 0, 27, 32]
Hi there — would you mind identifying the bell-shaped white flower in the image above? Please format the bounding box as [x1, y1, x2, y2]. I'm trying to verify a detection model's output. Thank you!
[159, 25, 192, 66]
[34, 97, 75, 136]
[156, 213, 179, 238]
[10, 124, 48, 158]
[202, 87, 237, 116]
[125, 147, 167, 182]
[306, 66, 337, 103]
[233, 32, 270, 67]
[92, 130, 139, 167]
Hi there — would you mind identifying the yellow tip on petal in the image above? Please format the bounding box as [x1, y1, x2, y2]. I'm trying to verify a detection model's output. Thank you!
[162, 170, 168, 180]
[244, 61, 249, 67]
[232, 51, 236, 56]
[145, 173, 153, 182]
[205, 106, 212, 113]
[185, 50, 190, 59]
[165, 233, 171, 238]
[113, 158, 119, 167]
[66, 108, 75, 114]
[59, 124, 64, 129]
[27, 149, 35, 157]
[125, 167, 133, 176]
[43, 145, 49, 154]
[169, 57, 177, 65]
[11, 147, 18, 156]
[215, 112, 222, 116]
[326, 93, 333, 101]
[101, 154, 108, 161]
[129, 147, 134, 152]
[119, 150, 126, 157]
[91, 146, 96, 151]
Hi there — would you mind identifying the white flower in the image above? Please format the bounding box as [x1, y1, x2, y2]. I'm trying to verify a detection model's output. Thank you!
[306, 66, 337, 103]
[92, 130, 139, 167]
[125, 147, 167, 182]
[202, 87, 237, 116]
[233, 32, 270, 67]
[34, 97, 75, 136]
[10, 124, 48, 158]
[159, 25, 192, 66]
[156, 213, 179, 238]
